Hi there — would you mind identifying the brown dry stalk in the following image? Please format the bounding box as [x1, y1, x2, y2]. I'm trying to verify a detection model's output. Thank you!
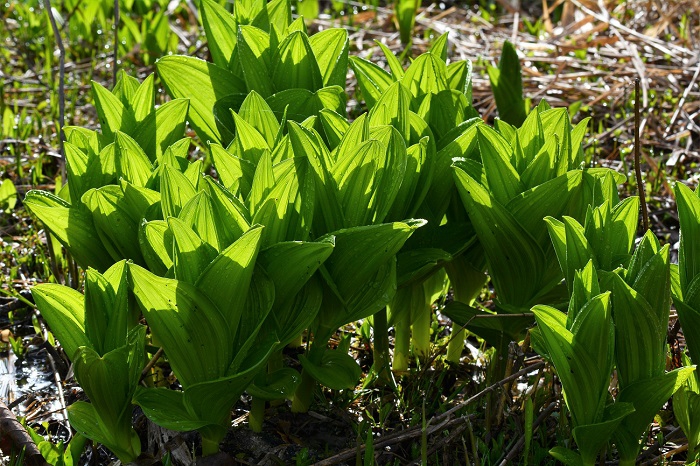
[0, 400, 49, 466]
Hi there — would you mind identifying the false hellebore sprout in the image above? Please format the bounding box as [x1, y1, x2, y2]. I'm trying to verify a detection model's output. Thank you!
[351, 35, 487, 372]
[670, 182, 700, 464]
[533, 261, 634, 466]
[539, 199, 695, 465]
[157, 0, 349, 145]
[24, 72, 190, 272]
[31, 261, 145, 463]
[128, 225, 279, 456]
[447, 104, 617, 380]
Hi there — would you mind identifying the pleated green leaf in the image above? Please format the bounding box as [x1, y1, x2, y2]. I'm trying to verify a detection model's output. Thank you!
[272, 31, 323, 92]
[349, 56, 395, 109]
[91, 81, 137, 139]
[156, 55, 246, 143]
[402, 52, 448, 102]
[179, 191, 225, 251]
[138, 220, 173, 276]
[160, 165, 197, 219]
[24, 190, 114, 271]
[299, 351, 361, 390]
[266, 86, 346, 122]
[601, 270, 667, 388]
[237, 25, 274, 98]
[114, 132, 152, 187]
[615, 367, 696, 463]
[446, 60, 472, 101]
[675, 182, 700, 293]
[128, 264, 231, 388]
[309, 28, 349, 88]
[259, 238, 334, 308]
[129, 73, 155, 123]
[476, 125, 522, 205]
[200, 0, 239, 69]
[203, 176, 251, 246]
[132, 387, 211, 432]
[367, 81, 412, 143]
[375, 40, 405, 80]
[238, 91, 280, 148]
[233, 0, 269, 29]
[316, 220, 424, 329]
[82, 186, 143, 263]
[487, 41, 527, 126]
[68, 401, 140, 464]
[453, 168, 546, 308]
[248, 368, 301, 400]
[31, 284, 89, 361]
[196, 225, 264, 341]
[132, 98, 189, 162]
[318, 108, 350, 150]
[571, 402, 636, 466]
[288, 122, 345, 233]
[169, 217, 218, 285]
[253, 157, 315, 246]
[209, 143, 256, 197]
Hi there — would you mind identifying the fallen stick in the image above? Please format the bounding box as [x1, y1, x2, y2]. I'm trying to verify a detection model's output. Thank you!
[0, 400, 49, 466]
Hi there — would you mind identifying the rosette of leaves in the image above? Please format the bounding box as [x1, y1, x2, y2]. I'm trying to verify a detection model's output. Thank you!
[129, 225, 280, 455]
[156, 0, 349, 145]
[533, 261, 635, 466]
[281, 113, 425, 409]
[350, 33, 476, 149]
[669, 182, 700, 463]
[539, 198, 694, 463]
[544, 187, 640, 299]
[24, 71, 190, 272]
[140, 142, 335, 431]
[597, 230, 695, 465]
[31, 261, 145, 463]
[447, 104, 621, 371]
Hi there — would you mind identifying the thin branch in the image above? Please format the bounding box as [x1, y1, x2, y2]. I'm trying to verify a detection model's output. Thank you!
[114, 0, 120, 86]
[634, 78, 650, 232]
[42, 0, 66, 184]
[0, 400, 50, 466]
[312, 361, 546, 466]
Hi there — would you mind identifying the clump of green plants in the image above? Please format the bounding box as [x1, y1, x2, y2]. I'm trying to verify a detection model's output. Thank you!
[16, 4, 700, 464]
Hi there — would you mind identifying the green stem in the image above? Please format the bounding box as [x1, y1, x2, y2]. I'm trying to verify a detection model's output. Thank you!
[446, 327, 466, 364]
[444, 257, 487, 365]
[249, 396, 266, 433]
[392, 316, 410, 372]
[372, 308, 392, 385]
[412, 303, 431, 361]
[200, 435, 220, 457]
[291, 325, 332, 413]
[287, 334, 303, 348]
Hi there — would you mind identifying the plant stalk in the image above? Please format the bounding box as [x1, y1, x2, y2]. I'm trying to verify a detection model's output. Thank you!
[372, 308, 392, 385]
[291, 324, 332, 413]
[412, 303, 431, 361]
[248, 397, 266, 433]
[634, 77, 649, 232]
[392, 316, 410, 372]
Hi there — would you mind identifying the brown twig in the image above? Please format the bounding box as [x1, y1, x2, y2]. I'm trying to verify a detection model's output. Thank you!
[312, 360, 546, 466]
[635, 78, 650, 232]
[140, 347, 165, 385]
[114, 0, 120, 87]
[42, 0, 66, 183]
[0, 400, 49, 466]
